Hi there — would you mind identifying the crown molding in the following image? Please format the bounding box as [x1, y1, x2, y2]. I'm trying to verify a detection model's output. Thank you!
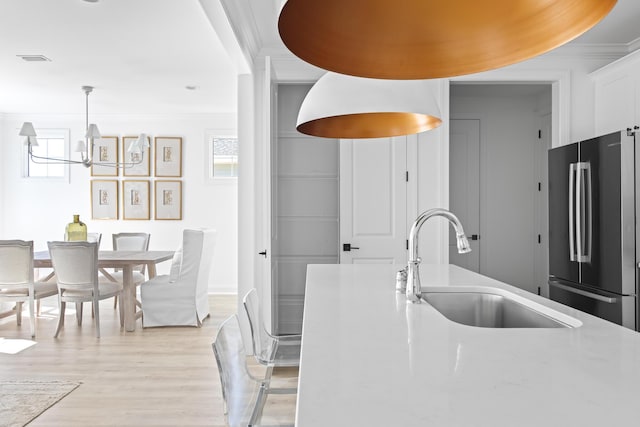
[213, 0, 263, 73]
[259, 46, 326, 82]
[590, 46, 640, 78]
[548, 43, 630, 60]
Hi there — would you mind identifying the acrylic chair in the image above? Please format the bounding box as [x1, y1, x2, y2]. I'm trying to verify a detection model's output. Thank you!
[140, 229, 216, 327]
[243, 288, 301, 370]
[213, 315, 296, 427]
[99, 232, 151, 309]
[47, 241, 123, 338]
[0, 240, 58, 337]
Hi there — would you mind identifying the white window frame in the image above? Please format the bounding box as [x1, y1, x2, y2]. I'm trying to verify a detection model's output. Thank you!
[205, 129, 238, 184]
[21, 128, 70, 182]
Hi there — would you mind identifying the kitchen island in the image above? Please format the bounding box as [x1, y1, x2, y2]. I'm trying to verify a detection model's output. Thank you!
[296, 264, 640, 426]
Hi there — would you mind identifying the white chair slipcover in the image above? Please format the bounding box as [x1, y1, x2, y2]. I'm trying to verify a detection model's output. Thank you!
[0, 240, 57, 337]
[140, 229, 216, 327]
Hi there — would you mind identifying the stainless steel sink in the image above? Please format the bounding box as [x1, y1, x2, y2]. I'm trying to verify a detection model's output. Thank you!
[421, 291, 573, 328]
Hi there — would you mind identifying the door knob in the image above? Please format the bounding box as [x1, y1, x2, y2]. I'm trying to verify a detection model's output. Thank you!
[469, 234, 479, 241]
[258, 250, 267, 258]
[342, 243, 360, 252]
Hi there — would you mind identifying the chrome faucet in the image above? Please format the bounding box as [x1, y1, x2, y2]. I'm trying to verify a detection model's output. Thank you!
[406, 208, 471, 303]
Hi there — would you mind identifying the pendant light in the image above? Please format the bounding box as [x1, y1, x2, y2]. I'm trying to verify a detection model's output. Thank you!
[279, 0, 617, 79]
[296, 73, 442, 139]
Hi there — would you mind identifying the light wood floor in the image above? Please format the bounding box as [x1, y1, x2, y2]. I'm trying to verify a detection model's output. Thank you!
[0, 295, 297, 426]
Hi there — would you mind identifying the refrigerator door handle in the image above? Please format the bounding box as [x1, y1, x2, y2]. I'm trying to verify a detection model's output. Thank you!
[568, 163, 577, 262]
[549, 280, 618, 304]
[575, 162, 584, 263]
[582, 162, 592, 263]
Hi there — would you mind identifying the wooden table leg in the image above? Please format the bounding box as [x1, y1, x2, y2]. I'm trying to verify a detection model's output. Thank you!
[123, 265, 136, 332]
[147, 262, 157, 279]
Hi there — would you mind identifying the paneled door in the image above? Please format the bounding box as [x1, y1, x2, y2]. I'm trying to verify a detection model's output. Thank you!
[340, 137, 408, 264]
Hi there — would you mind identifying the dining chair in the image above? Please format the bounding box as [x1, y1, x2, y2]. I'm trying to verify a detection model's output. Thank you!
[99, 232, 151, 309]
[52, 232, 103, 320]
[213, 314, 296, 427]
[243, 288, 301, 369]
[47, 241, 123, 338]
[140, 229, 216, 327]
[0, 240, 58, 337]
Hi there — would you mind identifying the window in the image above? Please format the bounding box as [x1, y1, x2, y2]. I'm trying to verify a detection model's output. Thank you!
[23, 128, 70, 180]
[210, 136, 238, 178]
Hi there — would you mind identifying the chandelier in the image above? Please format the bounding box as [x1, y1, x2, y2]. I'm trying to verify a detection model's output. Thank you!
[19, 86, 149, 168]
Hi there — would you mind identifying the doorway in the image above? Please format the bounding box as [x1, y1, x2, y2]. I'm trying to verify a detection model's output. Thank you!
[449, 83, 552, 295]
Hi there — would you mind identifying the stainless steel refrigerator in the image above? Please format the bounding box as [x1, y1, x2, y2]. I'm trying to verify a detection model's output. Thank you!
[548, 130, 637, 330]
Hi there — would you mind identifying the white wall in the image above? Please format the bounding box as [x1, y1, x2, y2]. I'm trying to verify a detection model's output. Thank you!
[456, 49, 623, 145]
[0, 114, 5, 238]
[1, 113, 237, 293]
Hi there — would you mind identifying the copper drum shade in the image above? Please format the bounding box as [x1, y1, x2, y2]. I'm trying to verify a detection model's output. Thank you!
[279, 0, 617, 79]
[296, 73, 442, 139]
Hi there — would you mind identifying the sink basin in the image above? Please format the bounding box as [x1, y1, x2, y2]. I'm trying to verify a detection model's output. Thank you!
[420, 289, 578, 328]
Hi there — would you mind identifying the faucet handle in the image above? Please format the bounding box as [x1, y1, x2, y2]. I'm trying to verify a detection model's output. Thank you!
[395, 267, 407, 293]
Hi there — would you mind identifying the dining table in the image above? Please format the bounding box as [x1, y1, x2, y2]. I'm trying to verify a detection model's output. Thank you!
[34, 250, 174, 332]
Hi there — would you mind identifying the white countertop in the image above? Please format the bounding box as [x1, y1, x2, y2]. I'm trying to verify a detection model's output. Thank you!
[296, 264, 640, 427]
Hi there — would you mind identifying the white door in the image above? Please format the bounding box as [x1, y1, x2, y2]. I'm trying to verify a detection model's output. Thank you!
[534, 113, 551, 296]
[340, 137, 408, 264]
[260, 56, 277, 332]
[449, 119, 481, 271]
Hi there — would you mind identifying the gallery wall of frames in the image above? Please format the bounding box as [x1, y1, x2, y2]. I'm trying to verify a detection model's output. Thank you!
[90, 136, 183, 221]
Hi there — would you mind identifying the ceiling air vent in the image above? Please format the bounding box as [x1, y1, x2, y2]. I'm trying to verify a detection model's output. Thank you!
[17, 55, 51, 62]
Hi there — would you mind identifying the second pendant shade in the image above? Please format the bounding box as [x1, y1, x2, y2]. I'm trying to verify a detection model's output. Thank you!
[296, 73, 442, 139]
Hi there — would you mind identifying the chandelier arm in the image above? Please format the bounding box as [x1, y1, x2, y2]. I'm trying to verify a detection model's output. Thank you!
[28, 146, 87, 165]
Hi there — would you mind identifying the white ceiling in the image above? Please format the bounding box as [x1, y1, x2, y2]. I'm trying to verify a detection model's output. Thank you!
[0, 0, 238, 115]
[3, 0, 640, 117]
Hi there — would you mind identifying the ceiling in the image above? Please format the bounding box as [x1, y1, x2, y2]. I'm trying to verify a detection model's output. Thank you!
[0, 0, 237, 115]
[2, 0, 640, 117]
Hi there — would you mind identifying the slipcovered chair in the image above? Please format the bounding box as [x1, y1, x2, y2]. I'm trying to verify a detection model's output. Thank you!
[99, 232, 151, 308]
[212, 315, 296, 427]
[0, 240, 58, 337]
[48, 241, 123, 338]
[243, 288, 301, 369]
[140, 229, 216, 327]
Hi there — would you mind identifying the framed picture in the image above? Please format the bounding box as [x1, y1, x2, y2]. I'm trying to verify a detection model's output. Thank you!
[91, 180, 119, 219]
[155, 180, 182, 220]
[91, 136, 119, 176]
[154, 137, 182, 177]
[123, 135, 151, 176]
[122, 180, 150, 220]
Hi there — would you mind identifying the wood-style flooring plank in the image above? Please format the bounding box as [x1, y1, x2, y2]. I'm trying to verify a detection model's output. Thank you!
[0, 295, 297, 426]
